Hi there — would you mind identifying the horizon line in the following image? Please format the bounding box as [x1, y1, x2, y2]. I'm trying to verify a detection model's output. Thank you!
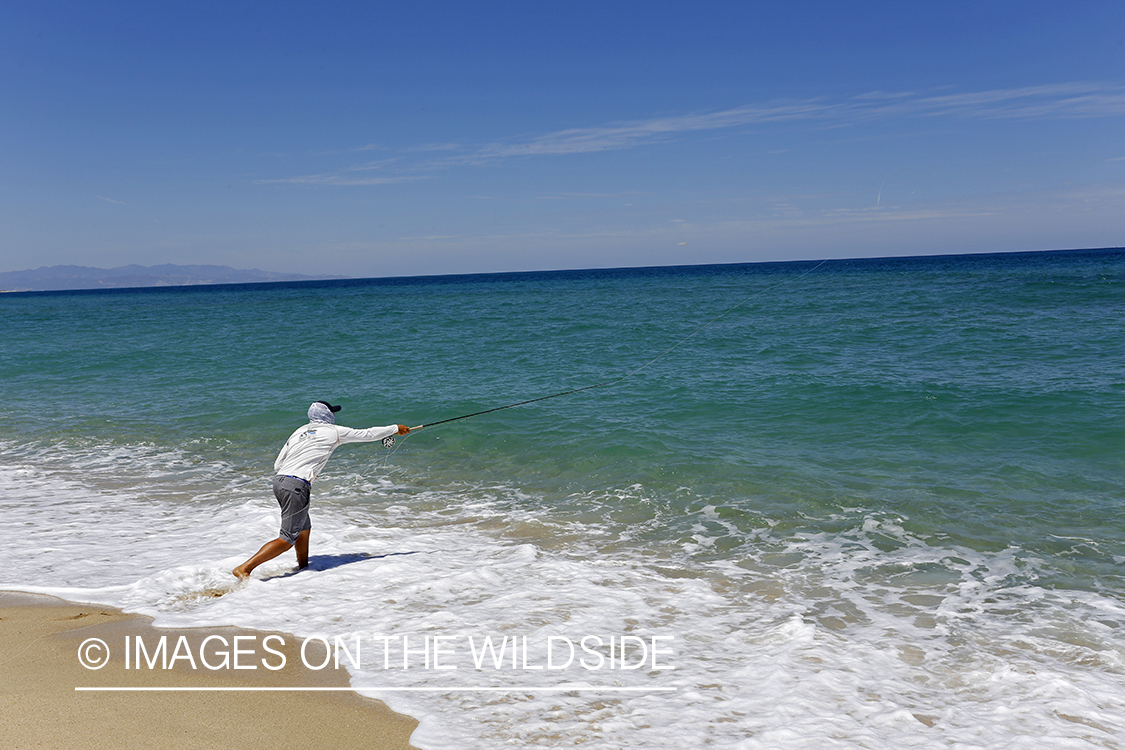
[4, 245, 1122, 296]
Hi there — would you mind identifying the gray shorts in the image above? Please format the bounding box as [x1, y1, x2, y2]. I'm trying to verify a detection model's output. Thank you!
[273, 475, 312, 545]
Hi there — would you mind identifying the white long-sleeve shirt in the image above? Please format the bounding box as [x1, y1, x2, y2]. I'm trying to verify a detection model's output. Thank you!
[273, 421, 399, 483]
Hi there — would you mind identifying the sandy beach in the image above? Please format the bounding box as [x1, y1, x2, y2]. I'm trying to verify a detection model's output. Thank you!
[0, 591, 420, 750]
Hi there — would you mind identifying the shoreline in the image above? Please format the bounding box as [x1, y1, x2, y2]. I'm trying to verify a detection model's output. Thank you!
[0, 590, 420, 750]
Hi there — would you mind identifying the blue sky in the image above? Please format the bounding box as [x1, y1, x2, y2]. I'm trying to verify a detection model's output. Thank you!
[2, 1, 1123, 277]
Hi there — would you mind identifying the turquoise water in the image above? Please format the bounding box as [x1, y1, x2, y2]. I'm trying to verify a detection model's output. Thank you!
[3, 248, 1124, 748]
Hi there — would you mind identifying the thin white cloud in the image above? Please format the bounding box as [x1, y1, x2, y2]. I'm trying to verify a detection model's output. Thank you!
[852, 90, 919, 101]
[860, 82, 1125, 120]
[464, 82, 1125, 160]
[256, 156, 413, 185]
[264, 82, 1125, 185]
[98, 196, 128, 205]
[256, 173, 426, 186]
[309, 143, 386, 156]
[447, 101, 832, 163]
[340, 158, 404, 173]
[404, 142, 464, 153]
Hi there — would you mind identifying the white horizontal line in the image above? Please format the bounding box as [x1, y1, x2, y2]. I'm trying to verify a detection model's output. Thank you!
[75, 685, 677, 693]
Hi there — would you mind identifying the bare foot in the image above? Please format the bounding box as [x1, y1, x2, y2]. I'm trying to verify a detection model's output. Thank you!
[232, 565, 250, 580]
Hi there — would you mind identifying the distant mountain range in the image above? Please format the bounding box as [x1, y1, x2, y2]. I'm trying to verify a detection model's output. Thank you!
[0, 264, 345, 292]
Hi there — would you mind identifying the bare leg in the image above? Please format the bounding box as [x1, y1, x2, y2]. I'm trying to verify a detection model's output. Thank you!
[232, 538, 293, 580]
[295, 528, 310, 570]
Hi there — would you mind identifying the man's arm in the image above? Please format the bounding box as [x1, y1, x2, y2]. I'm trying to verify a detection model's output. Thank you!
[335, 423, 410, 444]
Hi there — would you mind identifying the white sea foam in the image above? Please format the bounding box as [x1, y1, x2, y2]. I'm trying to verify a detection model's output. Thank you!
[5, 442, 1125, 749]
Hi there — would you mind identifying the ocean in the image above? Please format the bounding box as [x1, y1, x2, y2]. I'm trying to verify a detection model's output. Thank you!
[2, 248, 1123, 748]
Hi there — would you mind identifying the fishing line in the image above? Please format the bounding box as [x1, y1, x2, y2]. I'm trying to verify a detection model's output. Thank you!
[384, 258, 829, 446]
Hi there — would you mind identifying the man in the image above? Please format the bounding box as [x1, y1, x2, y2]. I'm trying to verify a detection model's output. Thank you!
[232, 401, 410, 580]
